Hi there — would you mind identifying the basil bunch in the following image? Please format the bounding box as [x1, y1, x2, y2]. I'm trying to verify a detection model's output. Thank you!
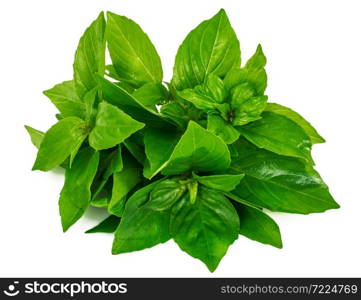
[26, 9, 339, 272]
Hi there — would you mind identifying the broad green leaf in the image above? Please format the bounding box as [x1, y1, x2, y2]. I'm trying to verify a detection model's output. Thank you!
[59, 147, 99, 232]
[238, 111, 313, 164]
[25, 125, 44, 148]
[112, 180, 171, 254]
[162, 121, 231, 175]
[132, 82, 168, 110]
[193, 173, 244, 192]
[207, 114, 240, 144]
[143, 127, 180, 179]
[170, 186, 239, 272]
[98, 77, 171, 128]
[187, 180, 198, 204]
[171, 9, 240, 90]
[265, 103, 325, 144]
[224, 44, 267, 95]
[144, 179, 186, 211]
[84, 88, 98, 126]
[32, 117, 88, 171]
[89, 102, 145, 150]
[123, 134, 146, 165]
[233, 202, 282, 248]
[108, 152, 142, 217]
[85, 215, 120, 234]
[74, 12, 106, 98]
[90, 196, 109, 208]
[202, 74, 227, 104]
[43, 80, 85, 119]
[106, 12, 163, 87]
[230, 139, 340, 214]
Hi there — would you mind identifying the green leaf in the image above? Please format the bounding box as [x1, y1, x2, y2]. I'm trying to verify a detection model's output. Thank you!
[207, 114, 240, 144]
[224, 44, 267, 95]
[170, 186, 239, 272]
[25, 125, 44, 148]
[230, 139, 340, 214]
[91, 145, 123, 201]
[238, 111, 313, 164]
[108, 152, 142, 217]
[59, 147, 99, 232]
[172, 9, 240, 90]
[162, 121, 231, 175]
[132, 82, 168, 110]
[123, 134, 146, 165]
[106, 11, 163, 87]
[187, 180, 198, 204]
[85, 215, 120, 233]
[144, 179, 186, 211]
[98, 77, 171, 128]
[233, 202, 282, 248]
[265, 103, 325, 144]
[160, 102, 189, 129]
[32, 117, 88, 171]
[112, 180, 171, 254]
[143, 127, 180, 179]
[89, 102, 145, 150]
[193, 173, 244, 192]
[43, 80, 86, 119]
[74, 12, 106, 98]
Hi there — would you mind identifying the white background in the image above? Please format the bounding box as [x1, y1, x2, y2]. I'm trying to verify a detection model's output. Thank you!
[0, 0, 360, 277]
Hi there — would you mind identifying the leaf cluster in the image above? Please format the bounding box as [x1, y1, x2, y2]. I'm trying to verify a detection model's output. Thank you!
[26, 9, 339, 272]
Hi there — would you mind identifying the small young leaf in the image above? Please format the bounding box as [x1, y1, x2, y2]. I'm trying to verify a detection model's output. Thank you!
[172, 9, 240, 90]
[32, 117, 88, 171]
[59, 147, 99, 232]
[193, 173, 244, 192]
[106, 12, 163, 87]
[132, 82, 169, 110]
[89, 102, 145, 150]
[207, 114, 240, 144]
[85, 215, 120, 234]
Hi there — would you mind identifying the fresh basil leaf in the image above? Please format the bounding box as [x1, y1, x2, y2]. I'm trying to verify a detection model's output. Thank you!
[162, 121, 231, 175]
[160, 102, 189, 129]
[233, 202, 282, 248]
[132, 82, 168, 110]
[112, 180, 171, 254]
[32, 117, 88, 171]
[108, 152, 142, 217]
[224, 44, 267, 95]
[90, 196, 109, 208]
[123, 134, 146, 165]
[207, 114, 240, 144]
[89, 102, 145, 150]
[143, 127, 181, 179]
[85, 215, 120, 234]
[238, 111, 313, 164]
[265, 103, 325, 144]
[230, 139, 340, 214]
[170, 186, 239, 272]
[25, 125, 44, 148]
[106, 12, 163, 87]
[193, 173, 244, 192]
[43, 80, 86, 119]
[144, 179, 186, 211]
[59, 147, 99, 232]
[74, 12, 106, 98]
[172, 9, 240, 90]
[91, 145, 123, 201]
[98, 77, 171, 128]
[84, 88, 98, 125]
